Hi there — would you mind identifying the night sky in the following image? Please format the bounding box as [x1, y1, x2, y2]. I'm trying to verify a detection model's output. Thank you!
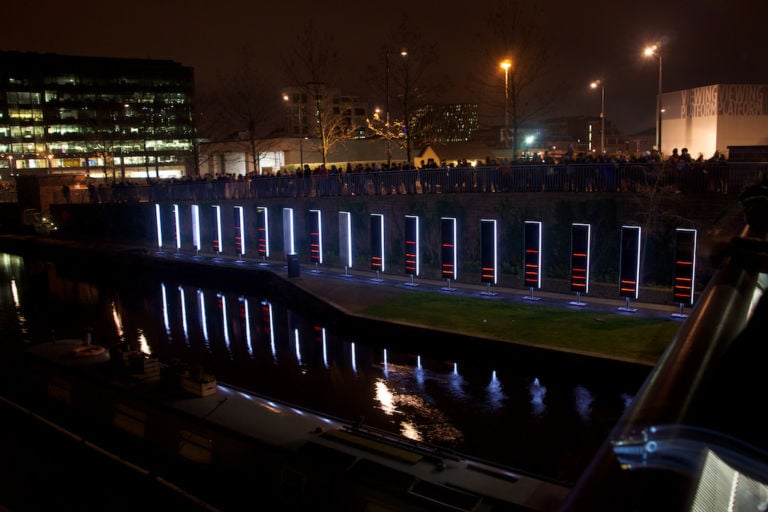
[2, 0, 766, 135]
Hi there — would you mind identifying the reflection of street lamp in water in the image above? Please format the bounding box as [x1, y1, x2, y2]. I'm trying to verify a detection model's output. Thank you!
[500, 59, 512, 149]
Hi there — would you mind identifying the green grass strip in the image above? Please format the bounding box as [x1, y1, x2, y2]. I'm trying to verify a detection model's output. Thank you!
[360, 291, 679, 365]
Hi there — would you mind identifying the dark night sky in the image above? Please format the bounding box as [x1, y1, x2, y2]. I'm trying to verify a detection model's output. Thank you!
[2, 0, 767, 135]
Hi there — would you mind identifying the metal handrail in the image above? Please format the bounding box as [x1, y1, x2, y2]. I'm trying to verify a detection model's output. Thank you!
[559, 181, 768, 510]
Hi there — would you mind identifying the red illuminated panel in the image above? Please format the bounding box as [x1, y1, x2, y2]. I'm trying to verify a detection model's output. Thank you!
[619, 226, 641, 299]
[524, 221, 542, 289]
[673, 228, 697, 304]
[441, 217, 457, 280]
[570, 223, 591, 293]
[405, 215, 419, 276]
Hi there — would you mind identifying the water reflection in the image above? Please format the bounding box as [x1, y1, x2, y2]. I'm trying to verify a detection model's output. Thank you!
[0, 253, 650, 484]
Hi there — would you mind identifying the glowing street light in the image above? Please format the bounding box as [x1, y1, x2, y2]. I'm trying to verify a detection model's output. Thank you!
[590, 80, 605, 154]
[644, 44, 663, 154]
[500, 59, 512, 149]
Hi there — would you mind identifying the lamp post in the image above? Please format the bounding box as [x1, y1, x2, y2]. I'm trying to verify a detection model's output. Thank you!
[384, 50, 392, 168]
[590, 80, 605, 154]
[644, 45, 663, 154]
[500, 59, 512, 149]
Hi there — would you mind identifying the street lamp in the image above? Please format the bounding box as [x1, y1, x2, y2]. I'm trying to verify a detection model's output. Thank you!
[590, 80, 605, 154]
[500, 59, 512, 149]
[644, 44, 663, 154]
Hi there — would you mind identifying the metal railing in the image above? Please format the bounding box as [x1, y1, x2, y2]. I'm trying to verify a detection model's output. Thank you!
[43, 162, 768, 205]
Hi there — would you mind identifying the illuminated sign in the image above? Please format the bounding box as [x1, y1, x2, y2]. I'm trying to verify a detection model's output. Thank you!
[405, 215, 420, 277]
[619, 226, 641, 299]
[370, 214, 384, 272]
[524, 221, 542, 289]
[256, 206, 269, 258]
[673, 228, 697, 305]
[308, 209, 323, 264]
[570, 223, 591, 294]
[441, 217, 457, 280]
[480, 219, 497, 284]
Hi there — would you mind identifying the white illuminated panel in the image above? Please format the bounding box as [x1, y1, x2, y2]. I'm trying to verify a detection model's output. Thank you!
[282, 207, 295, 255]
[371, 213, 385, 272]
[234, 205, 246, 256]
[405, 215, 420, 276]
[257, 206, 269, 258]
[172, 204, 181, 250]
[339, 211, 352, 269]
[191, 204, 201, 253]
[212, 205, 222, 254]
[155, 203, 163, 248]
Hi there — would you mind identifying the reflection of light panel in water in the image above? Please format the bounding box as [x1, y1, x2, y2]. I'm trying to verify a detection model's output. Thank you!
[198, 289, 209, 343]
[239, 297, 252, 355]
[179, 286, 189, 343]
[295, 328, 302, 365]
[351, 342, 357, 374]
[321, 327, 328, 368]
[261, 301, 276, 361]
[161, 283, 170, 333]
[217, 293, 229, 348]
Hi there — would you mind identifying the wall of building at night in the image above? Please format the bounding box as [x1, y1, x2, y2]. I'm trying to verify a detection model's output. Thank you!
[661, 84, 768, 159]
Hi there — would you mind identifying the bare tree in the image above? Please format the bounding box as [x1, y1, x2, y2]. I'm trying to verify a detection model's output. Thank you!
[205, 45, 280, 176]
[365, 14, 451, 165]
[282, 19, 359, 167]
[470, 0, 556, 157]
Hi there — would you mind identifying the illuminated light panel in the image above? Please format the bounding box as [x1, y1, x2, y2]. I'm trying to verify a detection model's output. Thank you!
[370, 213, 385, 272]
[234, 206, 245, 256]
[282, 207, 295, 255]
[211, 205, 222, 254]
[441, 217, 457, 280]
[197, 289, 209, 343]
[161, 283, 170, 333]
[480, 219, 497, 284]
[524, 221, 542, 289]
[339, 211, 352, 269]
[179, 286, 189, 343]
[154, 203, 163, 248]
[256, 206, 269, 258]
[673, 228, 697, 305]
[217, 292, 229, 349]
[239, 296, 252, 355]
[570, 223, 591, 294]
[309, 209, 323, 264]
[619, 226, 642, 299]
[191, 204, 201, 253]
[172, 204, 181, 250]
[405, 215, 420, 276]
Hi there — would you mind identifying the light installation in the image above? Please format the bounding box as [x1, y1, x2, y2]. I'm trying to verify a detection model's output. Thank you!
[618, 225, 642, 312]
[480, 219, 498, 293]
[370, 213, 385, 278]
[308, 209, 323, 269]
[154, 203, 163, 249]
[191, 204, 201, 254]
[339, 211, 352, 275]
[256, 206, 269, 261]
[441, 217, 457, 290]
[239, 296, 253, 355]
[233, 206, 245, 258]
[172, 204, 181, 251]
[282, 208, 295, 255]
[211, 205, 222, 255]
[523, 221, 542, 300]
[569, 223, 591, 306]
[404, 215, 420, 285]
[672, 228, 697, 317]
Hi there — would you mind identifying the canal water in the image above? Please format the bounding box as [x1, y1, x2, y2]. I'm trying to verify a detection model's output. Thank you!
[0, 250, 651, 486]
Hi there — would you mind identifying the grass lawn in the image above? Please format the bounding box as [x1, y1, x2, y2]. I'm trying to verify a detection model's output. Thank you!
[359, 291, 680, 365]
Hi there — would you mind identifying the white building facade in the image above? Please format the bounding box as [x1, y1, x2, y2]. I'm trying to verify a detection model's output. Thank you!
[661, 83, 768, 159]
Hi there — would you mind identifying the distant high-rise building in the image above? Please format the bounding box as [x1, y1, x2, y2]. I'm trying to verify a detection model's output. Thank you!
[410, 103, 479, 145]
[0, 51, 195, 179]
